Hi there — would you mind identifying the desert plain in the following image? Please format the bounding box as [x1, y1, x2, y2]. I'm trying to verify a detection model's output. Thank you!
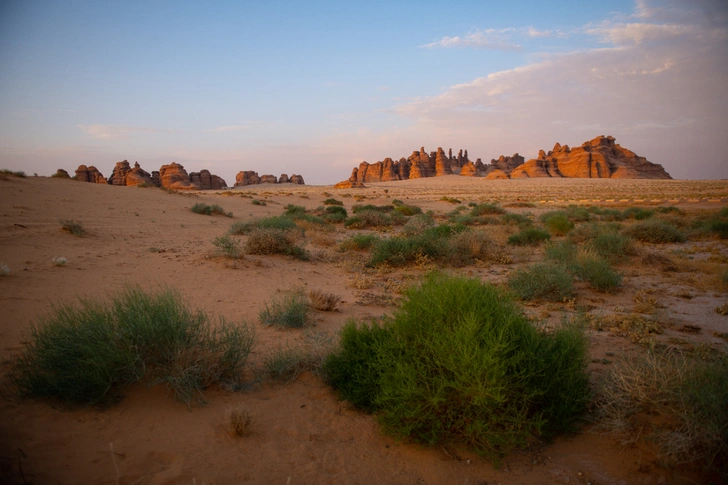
[1, 174, 727, 485]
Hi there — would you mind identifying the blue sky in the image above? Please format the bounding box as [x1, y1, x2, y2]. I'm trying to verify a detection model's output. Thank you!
[1, 0, 726, 184]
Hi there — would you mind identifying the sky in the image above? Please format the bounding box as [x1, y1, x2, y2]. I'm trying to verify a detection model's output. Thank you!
[1, 0, 727, 184]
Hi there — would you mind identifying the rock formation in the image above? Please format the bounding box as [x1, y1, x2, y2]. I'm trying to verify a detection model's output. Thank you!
[108, 160, 154, 186]
[335, 136, 670, 184]
[159, 162, 193, 189]
[511, 136, 671, 179]
[189, 169, 227, 190]
[74, 165, 107, 184]
[234, 171, 305, 187]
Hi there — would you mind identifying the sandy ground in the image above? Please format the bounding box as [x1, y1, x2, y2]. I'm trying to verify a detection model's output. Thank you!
[1, 175, 727, 485]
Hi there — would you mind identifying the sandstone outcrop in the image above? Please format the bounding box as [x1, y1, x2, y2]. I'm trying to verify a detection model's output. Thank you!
[74, 165, 107, 184]
[159, 162, 192, 189]
[234, 171, 305, 187]
[335, 136, 670, 184]
[108, 160, 155, 186]
[189, 169, 227, 190]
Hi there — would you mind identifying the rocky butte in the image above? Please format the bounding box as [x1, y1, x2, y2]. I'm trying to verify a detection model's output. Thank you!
[68, 162, 306, 189]
[335, 136, 671, 187]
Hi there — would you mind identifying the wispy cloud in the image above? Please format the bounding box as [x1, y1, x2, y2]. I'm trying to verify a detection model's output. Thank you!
[422, 28, 522, 50]
[78, 124, 172, 139]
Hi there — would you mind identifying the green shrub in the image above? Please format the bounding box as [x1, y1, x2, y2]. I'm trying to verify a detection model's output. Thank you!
[542, 212, 574, 236]
[507, 262, 574, 301]
[589, 232, 634, 263]
[401, 213, 435, 236]
[245, 228, 308, 260]
[60, 219, 86, 237]
[622, 207, 654, 220]
[340, 234, 379, 251]
[9, 286, 254, 405]
[368, 225, 462, 267]
[589, 207, 624, 221]
[446, 230, 501, 267]
[251, 199, 266, 206]
[448, 214, 498, 226]
[507, 227, 551, 246]
[323, 198, 343, 206]
[394, 204, 422, 216]
[440, 196, 461, 204]
[471, 203, 505, 216]
[572, 254, 622, 292]
[501, 213, 532, 226]
[324, 274, 590, 461]
[723, 268, 728, 287]
[564, 205, 592, 222]
[596, 351, 728, 474]
[623, 220, 686, 243]
[345, 209, 404, 229]
[545, 240, 578, 264]
[352, 204, 393, 214]
[229, 216, 298, 235]
[0, 169, 26, 178]
[191, 203, 232, 217]
[212, 235, 243, 259]
[259, 290, 309, 328]
[707, 220, 728, 239]
[656, 206, 684, 214]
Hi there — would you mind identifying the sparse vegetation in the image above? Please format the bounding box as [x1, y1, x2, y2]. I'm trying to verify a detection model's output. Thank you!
[60, 219, 86, 237]
[226, 404, 252, 437]
[52, 256, 68, 267]
[245, 228, 308, 260]
[212, 235, 244, 259]
[191, 203, 232, 217]
[572, 253, 623, 292]
[229, 216, 298, 235]
[339, 234, 379, 251]
[323, 198, 343, 206]
[262, 330, 335, 382]
[622, 207, 654, 220]
[507, 227, 551, 246]
[259, 290, 310, 328]
[308, 289, 340, 311]
[324, 273, 590, 462]
[541, 211, 574, 236]
[507, 262, 574, 301]
[623, 220, 686, 243]
[8, 286, 255, 405]
[439, 196, 461, 204]
[470, 203, 506, 216]
[0, 169, 26, 178]
[595, 351, 728, 474]
[0, 263, 9, 276]
[251, 199, 266, 206]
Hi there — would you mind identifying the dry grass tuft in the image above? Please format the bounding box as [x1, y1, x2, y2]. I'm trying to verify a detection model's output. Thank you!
[308, 289, 340, 311]
[226, 404, 252, 437]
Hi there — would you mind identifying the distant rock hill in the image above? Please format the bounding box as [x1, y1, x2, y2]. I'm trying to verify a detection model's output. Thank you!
[67, 162, 306, 190]
[335, 136, 671, 187]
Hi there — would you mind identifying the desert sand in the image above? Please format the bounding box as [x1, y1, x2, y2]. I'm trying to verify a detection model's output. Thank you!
[1, 175, 727, 484]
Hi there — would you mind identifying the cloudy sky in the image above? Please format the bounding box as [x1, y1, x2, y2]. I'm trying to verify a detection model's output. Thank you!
[1, 0, 726, 184]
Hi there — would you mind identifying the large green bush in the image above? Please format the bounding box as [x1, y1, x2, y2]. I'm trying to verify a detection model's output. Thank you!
[9, 286, 255, 405]
[507, 262, 574, 301]
[623, 220, 686, 243]
[324, 274, 590, 462]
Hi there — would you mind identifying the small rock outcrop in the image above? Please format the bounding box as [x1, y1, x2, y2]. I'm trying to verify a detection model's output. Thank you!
[108, 160, 154, 186]
[159, 162, 192, 189]
[234, 171, 305, 187]
[74, 165, 107, 184]
[460, 162, 477, 177]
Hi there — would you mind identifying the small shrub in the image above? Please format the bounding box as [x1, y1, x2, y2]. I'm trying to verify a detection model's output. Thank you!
[590, 207, 624, 221]
[0, 169, 26, 178]
[213, 235, 243, 259]
[8, 286, 255, 405]
[564, 205, 592, 222]
[707, 220, 728, 239]
[447, 230, 504, 267]
[572, 254, 622, 292]
[323, 198, 343, 206]
[589, 232, 634, 263]
[368, 225, 459, 267]
[226, 404, 252, 436]
[501, 213, 532, 226]
[470, 203, 505, 216]
[394, 204, 422, 216]
[507, 262, 574, 301]
[545, 240, 578, 264]
[308, 289, 339, 311]
[623, 220, 686, 243]
[251, 199, 266, 206]
[352, 204, 393, 214]
[245, 228, 308, 260]
[656, 206, 683, 214]
[229, 216, 298, 235]
[0, 263, 9, 276]
[324, 274, 590, 462]
[191, 203, 232, 217]
[622, 207, 654, 221]
[259, 290, 310, 328]
[52, 256, 68, 267]
[401, 214, 435, 236]
[542, 212, 574, 236]
[322, 205, 348, 224]
[340, 234, 379, 251]
[263, 330, 335, 382]
[508, 227, 551, 246]
[723, 268, 728, 287]
[596, 351, 728, 474]
[60, 219, 86, 237]
[440, 196, 461, 204]
[345, 210, 393, 229]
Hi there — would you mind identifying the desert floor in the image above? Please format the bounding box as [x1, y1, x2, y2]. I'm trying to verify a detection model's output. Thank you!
[1, 175, 727, 485]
